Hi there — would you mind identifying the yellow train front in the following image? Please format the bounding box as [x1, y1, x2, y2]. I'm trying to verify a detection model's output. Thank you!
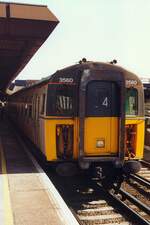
[7, 61, 145, 178]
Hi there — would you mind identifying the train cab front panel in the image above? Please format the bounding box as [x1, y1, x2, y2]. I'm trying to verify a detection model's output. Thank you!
[84, 81, 119, 156]
[77, 68, 126, 169]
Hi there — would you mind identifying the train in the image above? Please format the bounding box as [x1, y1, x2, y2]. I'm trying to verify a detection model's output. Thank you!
[7, 59, 145, 184]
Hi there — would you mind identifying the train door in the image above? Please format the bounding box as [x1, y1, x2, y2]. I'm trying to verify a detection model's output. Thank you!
[35, 96, 40, 147]
[83, 81, 119, 156]
[32, 95, 40, 147]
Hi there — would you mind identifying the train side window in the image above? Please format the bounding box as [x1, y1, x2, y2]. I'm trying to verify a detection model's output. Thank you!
[34, 96, 37, 120]
[36, 96, 40, 120]
[27, 97, 33, 119]
[47, 84, 77, 116]
[21, 104, 24, 116]
[28, 104, 32, 118]
[18, 104, 20, 116]
[31, 100, 34, 118]
[20, 105, 22, 115]
[125, 88, 138, 116]
[32, 96, 36, 120]
[25, 104, 28, 117]
[41, 94, 45, 114]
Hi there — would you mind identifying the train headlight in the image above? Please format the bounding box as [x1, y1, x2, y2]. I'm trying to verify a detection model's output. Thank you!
[96, 139, 105, 148]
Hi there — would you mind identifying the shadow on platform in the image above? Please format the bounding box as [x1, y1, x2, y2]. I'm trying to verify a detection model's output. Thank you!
[0, 119, 37, 174]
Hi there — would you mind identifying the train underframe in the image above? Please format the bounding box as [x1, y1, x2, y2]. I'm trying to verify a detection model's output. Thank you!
[52, 156, 141, 192]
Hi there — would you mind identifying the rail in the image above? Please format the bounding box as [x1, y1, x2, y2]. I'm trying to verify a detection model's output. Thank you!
[129, 174, 150, 189]
[99, 184, 150, 225]
[119, 188, 150, 215]
[140, 160, 150, 168]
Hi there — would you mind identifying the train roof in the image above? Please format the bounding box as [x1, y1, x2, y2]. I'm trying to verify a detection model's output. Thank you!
[33, 60, 142, 84]
[9, 61, 142, 96]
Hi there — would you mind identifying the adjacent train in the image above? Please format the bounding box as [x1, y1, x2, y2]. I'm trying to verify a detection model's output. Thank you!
[144, 83, 150, 147]
[7, 60, 145, 179]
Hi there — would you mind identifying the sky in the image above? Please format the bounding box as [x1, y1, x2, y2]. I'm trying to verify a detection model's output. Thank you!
[2, 0, 150, 80]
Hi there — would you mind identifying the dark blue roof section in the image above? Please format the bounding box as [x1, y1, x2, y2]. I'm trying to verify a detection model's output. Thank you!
[15, 80, 27, 86]
[144, 83, 150, 100]
[15, 80, 39, 87]
[9, 80, 39, 91]
[143, 83, 150, 89]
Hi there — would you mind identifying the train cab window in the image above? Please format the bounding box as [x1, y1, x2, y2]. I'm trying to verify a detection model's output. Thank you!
[86, 81, 119, 116]
[56, 86, 74, 115]
[56, 96, 73, 112]
[125, 88, 138, 116]
[47, 84, 77, 116]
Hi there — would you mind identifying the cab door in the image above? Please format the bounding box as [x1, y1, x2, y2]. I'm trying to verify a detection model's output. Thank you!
[84, 81, 119, 156]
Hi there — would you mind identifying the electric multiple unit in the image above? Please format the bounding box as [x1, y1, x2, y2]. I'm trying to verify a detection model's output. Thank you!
[7, 61, 145, 177]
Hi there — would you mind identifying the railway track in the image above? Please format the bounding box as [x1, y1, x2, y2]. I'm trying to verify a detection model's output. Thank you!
[70, 162, 150, 225]
[74, 187, 131, 225]
[127, 161, 150, 197]
[124, 160, 150, 201]
[79, 178, 150, 225]
[75, 189, 150, 225]
[111, 187, 150, 225]
[137, 160, 150, 181]
[129, 173, 150, 189]
[77, 199, 130, 224]
[124, 160, 150, 198]
[47, 169, 150, 225]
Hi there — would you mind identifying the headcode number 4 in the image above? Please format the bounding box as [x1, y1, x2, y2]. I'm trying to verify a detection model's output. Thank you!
[102, 97, 108, 107]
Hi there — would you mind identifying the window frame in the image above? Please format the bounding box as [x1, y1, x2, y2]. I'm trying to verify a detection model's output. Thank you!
[86, 80, 120, 117]
[46, 84, 77, 117]
[125, 88, 138, 116]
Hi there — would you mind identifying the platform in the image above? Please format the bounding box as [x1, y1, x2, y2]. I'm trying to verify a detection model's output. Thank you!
[0, 121, 79, 225]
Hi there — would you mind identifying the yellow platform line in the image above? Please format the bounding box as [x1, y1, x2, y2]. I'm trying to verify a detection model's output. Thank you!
[0, 139, 14, 225]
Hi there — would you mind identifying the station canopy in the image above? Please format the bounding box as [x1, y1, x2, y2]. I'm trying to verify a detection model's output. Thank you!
[0, 2, 59, 92]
